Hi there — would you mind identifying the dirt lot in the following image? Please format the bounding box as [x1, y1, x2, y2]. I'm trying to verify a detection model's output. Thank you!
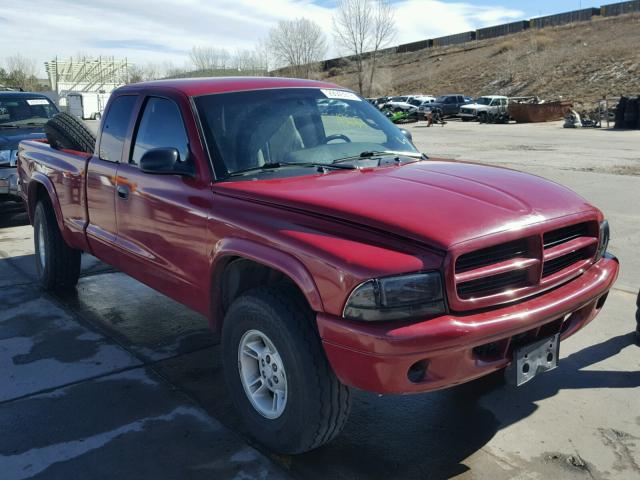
[0, 120, 638, 479]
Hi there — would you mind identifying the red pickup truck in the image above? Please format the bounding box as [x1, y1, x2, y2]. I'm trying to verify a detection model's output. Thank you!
[17, 77, 618, 454]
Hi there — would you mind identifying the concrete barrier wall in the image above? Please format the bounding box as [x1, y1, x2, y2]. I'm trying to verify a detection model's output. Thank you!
[477, 21, 530, 40]
[530, 8, 601, 28]
[601, 0, 640, 16]
[432, 31, 476, 47]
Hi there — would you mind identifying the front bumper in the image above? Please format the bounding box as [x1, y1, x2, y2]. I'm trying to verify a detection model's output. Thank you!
[0, 167, 19, 198]
[317, 255, 619, 394]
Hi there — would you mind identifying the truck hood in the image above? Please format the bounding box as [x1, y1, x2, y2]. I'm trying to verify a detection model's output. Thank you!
[214, 160, 596, 250]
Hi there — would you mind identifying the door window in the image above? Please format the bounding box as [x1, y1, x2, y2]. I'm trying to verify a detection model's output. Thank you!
[99, 95, 137, 162]
[131, 97, 189, 165]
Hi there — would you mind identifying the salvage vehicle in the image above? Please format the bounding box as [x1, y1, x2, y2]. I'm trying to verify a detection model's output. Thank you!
[384, 95, 431, 112]
[459, 95, 509, 122]
[0, 92, 58, 203]
[421, 94, 470, 118]
[17, 77, 618, 454]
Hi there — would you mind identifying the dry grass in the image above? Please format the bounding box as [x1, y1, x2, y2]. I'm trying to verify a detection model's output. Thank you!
[318, 14, 640, 102]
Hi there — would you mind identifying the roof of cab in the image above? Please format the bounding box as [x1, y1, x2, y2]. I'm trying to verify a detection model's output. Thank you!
[116, 76, 347, 97]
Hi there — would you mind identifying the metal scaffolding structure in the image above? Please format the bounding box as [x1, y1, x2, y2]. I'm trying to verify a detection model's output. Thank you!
[45, 57, 130, 95]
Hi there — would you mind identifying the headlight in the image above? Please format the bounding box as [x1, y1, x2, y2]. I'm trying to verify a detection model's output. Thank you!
[596, 219, 610, 261]
[343, 271, 445, 322]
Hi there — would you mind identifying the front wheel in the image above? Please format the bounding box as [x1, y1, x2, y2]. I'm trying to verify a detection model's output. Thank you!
[222, 286, 351, 454]
[33, 199, 81, 291]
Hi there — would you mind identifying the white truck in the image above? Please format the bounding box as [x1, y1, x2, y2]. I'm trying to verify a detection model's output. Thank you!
[66, 92, 111, 120]
[459, 95, 508, 122]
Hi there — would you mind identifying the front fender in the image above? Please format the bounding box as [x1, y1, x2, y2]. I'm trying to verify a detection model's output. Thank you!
[209, 237, 324, 329]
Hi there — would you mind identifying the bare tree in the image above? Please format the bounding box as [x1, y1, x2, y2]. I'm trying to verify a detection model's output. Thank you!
[333, 0, 395, 95]
[268, 18, 326, 79]
[189, 46, 234, 72]
[4, 54, 40, 91]
[254, 38, 271, 74]
[126, 64, 145, 84]
[368, 0, 395, 96]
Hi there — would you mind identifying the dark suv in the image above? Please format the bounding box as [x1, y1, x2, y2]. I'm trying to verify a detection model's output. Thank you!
[420, 94, 470, 117]
[0, 91, 58, 201]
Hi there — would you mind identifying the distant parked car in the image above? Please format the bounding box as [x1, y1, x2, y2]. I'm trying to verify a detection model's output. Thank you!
[459, 96, 509, 122]
[0, 91, 58, 203]
[385, 96, 435, 112]
[421, 94, 470, 118]
[373, 96, 390, 109]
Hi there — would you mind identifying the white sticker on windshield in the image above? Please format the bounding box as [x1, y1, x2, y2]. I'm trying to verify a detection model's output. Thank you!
[320, 89, 361, 102]
[26, 99, 49, 106]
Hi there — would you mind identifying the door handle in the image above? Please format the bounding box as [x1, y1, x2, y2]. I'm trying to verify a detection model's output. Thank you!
[117, 185, 130, 200]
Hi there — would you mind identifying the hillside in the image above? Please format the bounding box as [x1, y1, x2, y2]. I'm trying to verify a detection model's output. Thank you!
[316, 13, 640, 106]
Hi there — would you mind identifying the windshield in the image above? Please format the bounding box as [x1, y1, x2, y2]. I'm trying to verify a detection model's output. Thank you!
[475, 97, 492, 105]
[195, 88, 418, 177]
[0, 96, 58, 126]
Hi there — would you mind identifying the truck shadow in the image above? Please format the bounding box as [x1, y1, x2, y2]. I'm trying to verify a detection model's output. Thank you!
[283, 332, 640, 479]
[2, 243, 636, 479]
[159, 328, 639, 480]
[0, 203, 29, 229]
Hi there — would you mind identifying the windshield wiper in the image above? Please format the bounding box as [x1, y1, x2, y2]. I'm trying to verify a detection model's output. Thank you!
[0, 123, 20, 129]
[332, 150, 426, 164]
[228, 161, 356, 177]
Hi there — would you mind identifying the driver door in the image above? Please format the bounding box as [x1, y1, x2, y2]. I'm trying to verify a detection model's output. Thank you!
[113, 95, 213, 313]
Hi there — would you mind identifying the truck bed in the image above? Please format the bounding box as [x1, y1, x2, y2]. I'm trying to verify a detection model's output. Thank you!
[18, 139, 93, 251]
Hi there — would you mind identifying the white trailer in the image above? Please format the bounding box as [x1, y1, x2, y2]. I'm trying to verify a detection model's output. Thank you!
[67, 92, 110, 120]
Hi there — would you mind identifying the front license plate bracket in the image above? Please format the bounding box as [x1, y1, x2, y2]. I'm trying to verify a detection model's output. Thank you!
[510, 333, 560, 386]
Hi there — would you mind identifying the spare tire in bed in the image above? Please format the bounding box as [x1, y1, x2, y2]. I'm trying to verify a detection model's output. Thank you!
[44, 112, 96, 154]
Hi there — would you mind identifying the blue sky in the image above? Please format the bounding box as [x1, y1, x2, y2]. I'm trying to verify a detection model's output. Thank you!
[437, 0, 603, 18]
[0, 0, 618, 75]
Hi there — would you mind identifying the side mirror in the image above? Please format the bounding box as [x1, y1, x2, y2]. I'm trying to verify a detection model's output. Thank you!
[139, 147, 195, 177]
[399, 128, 413, 142]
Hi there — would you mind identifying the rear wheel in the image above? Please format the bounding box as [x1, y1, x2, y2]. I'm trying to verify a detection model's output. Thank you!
[33, 199, 81, 291]
[222, 286, 351, 454]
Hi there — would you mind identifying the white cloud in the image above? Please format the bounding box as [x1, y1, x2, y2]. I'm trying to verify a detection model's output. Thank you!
[1, 0, 523, 76]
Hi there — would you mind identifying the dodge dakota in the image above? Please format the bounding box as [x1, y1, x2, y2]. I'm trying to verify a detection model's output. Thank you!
[17, 77, 618, 454]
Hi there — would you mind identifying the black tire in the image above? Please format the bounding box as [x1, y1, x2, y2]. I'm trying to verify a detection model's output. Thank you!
[478, 111, 488, 124]
[222, 286, 351, 454]
[44, 112, 96, 153]
[33, 198, 81, 291]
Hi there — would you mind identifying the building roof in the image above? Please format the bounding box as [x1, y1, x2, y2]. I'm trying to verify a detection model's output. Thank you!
[117, 76, 346, 97]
